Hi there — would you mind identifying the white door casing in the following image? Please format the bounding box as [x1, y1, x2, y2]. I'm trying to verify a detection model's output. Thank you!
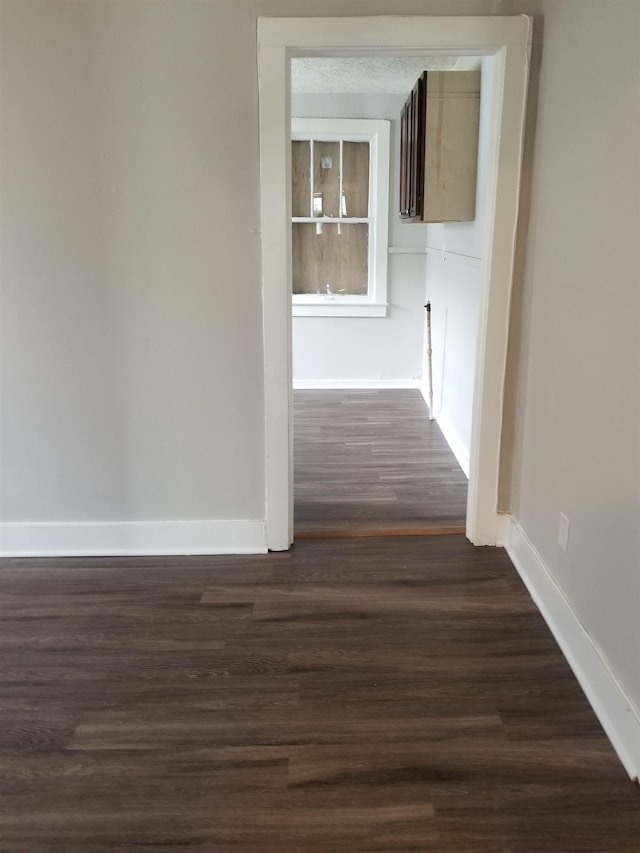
[258, 16, 532, 550]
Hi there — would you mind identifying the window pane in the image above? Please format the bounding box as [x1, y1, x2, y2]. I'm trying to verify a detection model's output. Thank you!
[342, 141, 369, 217]
[313, 141, 340, 218]
[292, 223, 368, 295]
[291, 140, 311, 217]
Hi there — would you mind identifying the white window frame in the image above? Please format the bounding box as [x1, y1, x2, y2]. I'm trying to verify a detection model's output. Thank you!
[291, 118, 390, 317]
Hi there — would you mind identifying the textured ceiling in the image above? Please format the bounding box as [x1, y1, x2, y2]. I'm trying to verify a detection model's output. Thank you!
[291, 56, 475, 95]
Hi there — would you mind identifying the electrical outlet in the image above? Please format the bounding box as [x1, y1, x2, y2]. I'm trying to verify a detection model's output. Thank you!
[558, 513, 570, 553]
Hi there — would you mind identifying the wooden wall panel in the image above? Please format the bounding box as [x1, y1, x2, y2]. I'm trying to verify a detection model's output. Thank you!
[342, 142, 369, 218]
[291, 141, 310, 217]
[313, 141, 340, 217]
[292, 223, 368, 295]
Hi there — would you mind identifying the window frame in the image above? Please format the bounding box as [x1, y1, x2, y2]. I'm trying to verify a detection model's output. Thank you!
[291, 118, 390, 318]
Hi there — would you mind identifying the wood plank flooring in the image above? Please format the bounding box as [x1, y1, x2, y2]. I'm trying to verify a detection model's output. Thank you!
[1, 535, 639, 851]
[294, 390, 468, 535]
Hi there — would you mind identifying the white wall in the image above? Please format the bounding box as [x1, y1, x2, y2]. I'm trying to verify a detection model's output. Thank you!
[0, 0, 539, 555]
[0, 0, 267, 552]
[291, 93, 428, 385]
[423, 56, 496, 474]
[506, 0, 640, 772]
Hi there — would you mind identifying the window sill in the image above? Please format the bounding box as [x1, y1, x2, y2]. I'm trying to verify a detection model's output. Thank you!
[293, 302, 388, 318]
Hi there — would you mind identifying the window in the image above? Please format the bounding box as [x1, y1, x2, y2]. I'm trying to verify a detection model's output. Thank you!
[291, 118, 390, 317]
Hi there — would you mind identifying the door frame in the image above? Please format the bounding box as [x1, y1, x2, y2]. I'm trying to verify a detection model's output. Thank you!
[258, 15, 532, 550]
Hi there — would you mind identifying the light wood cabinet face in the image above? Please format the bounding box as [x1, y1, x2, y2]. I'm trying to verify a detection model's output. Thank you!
[399, 71, 480, 223]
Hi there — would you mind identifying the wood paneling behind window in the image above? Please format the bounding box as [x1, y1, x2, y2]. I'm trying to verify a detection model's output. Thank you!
[292, 223, 368, 295]
[342, 141, 369, 218]
[291, 140, 311, 217]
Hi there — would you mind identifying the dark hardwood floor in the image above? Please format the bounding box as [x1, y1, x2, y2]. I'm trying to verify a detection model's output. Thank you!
[294, 389, 468, 536]
[1, 535, 638, 851]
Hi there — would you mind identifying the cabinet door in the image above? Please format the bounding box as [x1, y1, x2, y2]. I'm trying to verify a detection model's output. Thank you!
[399, 73, 426, 222]
[399, 102, 409, 218]
[400, 70, 480, 223]
[408, 75, 423, 218]
[423, 71, 480, 222]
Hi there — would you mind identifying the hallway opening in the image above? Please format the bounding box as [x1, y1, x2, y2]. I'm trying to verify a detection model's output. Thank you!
[294, 389, 467, 538]
[258, 15, 532, 549]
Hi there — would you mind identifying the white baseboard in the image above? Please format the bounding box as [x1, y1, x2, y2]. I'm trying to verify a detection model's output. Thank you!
[417, 380, 435, 420]
[495, 512, 512, 547]
[417, 385, 470, 478]
[293, 378, 420, 390]
[505, 518, 640, 781]
[434, 411, 470, 479]
[0, 520, 267, 557]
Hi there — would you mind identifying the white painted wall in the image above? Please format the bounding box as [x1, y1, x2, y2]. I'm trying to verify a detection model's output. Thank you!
[291, 93, 428, 385]
[507, 0, 640, 764]
[0, 0, 266, 552]
[423, 56, 496, 475]
[1, 0, 533, 554]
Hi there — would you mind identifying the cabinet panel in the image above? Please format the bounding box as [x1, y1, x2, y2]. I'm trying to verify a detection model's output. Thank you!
[342, 141, 369, 218]
[399, 71, 480, 223]
[408, 76, 425, 219]
[424, 84, 480, 222]
[400, 103, 408, 217]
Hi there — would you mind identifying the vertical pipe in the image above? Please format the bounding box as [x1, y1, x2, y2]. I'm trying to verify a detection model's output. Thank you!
[338, 138, 343, 234]
[425, 302, 435, 420]
[309, 139, 314, 217]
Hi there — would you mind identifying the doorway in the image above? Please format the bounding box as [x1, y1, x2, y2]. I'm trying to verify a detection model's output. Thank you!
[258, 15, 532, 550]
[294, 388, 468, 537]
[289, 55, 482, 538]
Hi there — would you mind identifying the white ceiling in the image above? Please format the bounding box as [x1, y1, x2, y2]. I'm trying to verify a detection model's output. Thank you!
[291, 56, 480, 95]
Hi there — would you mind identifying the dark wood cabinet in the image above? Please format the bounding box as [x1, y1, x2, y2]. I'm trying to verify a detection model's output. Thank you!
[399, 74, 425, 220]
[399, 71, 480, 223]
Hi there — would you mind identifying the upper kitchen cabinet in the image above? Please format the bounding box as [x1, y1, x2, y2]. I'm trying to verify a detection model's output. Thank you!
[399, 71, 480, 223]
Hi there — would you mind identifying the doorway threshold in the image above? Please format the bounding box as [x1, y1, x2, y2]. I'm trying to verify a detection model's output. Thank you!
[295, 525, 466, 540]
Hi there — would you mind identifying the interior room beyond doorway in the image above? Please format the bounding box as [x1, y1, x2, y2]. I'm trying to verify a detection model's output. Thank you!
[294, 389, 467, 538]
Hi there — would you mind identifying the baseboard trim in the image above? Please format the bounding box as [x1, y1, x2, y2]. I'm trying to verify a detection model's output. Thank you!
[417, 380, 435, 419]
[417, 383, 470, 477]
[293, 379, 420, 390]
[0, 520, 268, 558]
[495, 513, 511, 547]
[505, 518, 640, 781]
[434, 411, 470, 479]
